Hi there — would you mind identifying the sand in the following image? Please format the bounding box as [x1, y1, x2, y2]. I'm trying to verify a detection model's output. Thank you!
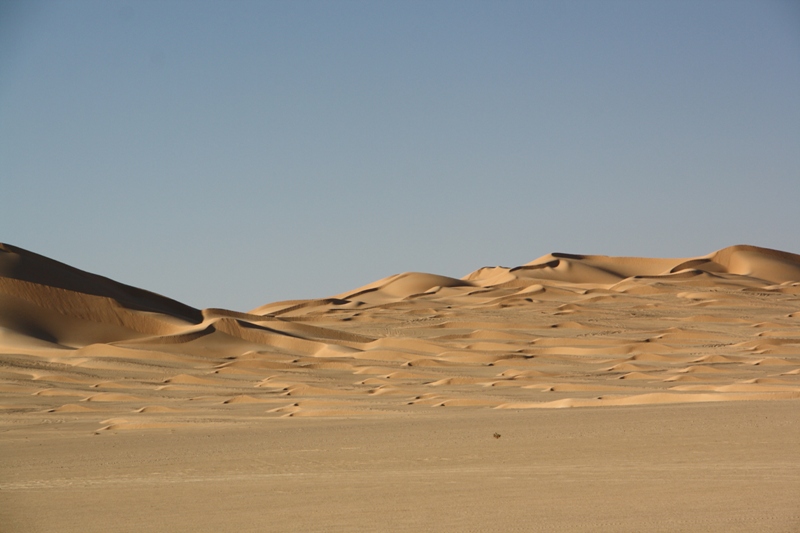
[1, 242, 799, 531]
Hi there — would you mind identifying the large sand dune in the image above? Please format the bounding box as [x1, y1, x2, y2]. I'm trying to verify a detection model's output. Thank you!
[2, 242, 799, 531]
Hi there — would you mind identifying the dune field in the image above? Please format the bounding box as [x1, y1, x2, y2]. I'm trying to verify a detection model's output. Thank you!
[1, 242, 799, 532]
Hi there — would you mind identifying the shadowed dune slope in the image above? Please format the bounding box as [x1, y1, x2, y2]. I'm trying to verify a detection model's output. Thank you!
[0, 243, 203, 346]
[0, 243, 202, 320]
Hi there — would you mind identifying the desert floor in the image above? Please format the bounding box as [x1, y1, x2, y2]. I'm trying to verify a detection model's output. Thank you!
[2, 402, 800, 532]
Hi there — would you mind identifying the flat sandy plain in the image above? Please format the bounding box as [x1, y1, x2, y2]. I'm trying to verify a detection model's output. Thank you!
[1, 243, 799, 532]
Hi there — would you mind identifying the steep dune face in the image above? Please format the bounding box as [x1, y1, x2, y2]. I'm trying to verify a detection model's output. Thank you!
[1, 242, 799, 428]
[0, 243, 202, 320]
[0, 243, 203, 347]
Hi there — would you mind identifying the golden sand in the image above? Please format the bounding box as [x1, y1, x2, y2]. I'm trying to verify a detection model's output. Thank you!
[2, 242, 799, 531]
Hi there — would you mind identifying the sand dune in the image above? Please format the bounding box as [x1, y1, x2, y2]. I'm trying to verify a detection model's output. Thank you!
[2, 242, 799, 420]
[2, 243, 800, 532]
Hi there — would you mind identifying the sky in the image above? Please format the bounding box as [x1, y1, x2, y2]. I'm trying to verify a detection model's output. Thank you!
[1, 0, 799, 311]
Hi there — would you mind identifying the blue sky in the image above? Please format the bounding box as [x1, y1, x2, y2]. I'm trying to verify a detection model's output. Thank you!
[2, 0, 799, 310]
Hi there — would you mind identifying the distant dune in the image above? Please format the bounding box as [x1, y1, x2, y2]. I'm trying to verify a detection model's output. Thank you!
[2, 241, 799, 415]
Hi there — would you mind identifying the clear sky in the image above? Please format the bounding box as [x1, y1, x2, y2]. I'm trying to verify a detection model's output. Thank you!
[2, 0, 799, 311]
